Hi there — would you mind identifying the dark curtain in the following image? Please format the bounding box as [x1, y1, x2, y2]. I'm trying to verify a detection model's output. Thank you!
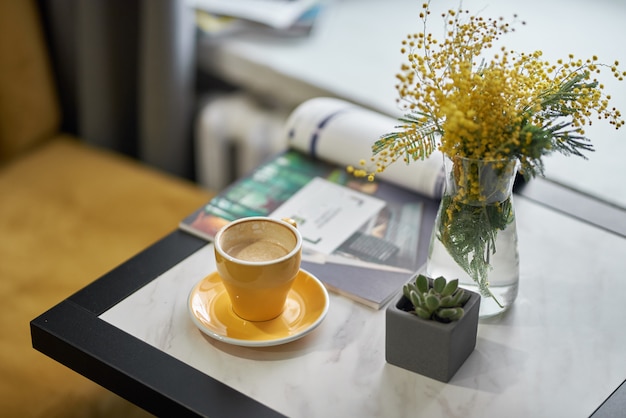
[38, 0, 196, 179]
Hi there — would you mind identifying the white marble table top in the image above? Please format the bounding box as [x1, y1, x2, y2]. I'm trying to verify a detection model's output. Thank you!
[100, 196, 626, 418]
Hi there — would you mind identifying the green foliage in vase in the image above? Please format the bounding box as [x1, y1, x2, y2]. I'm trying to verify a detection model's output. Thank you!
[435, 156, 518, 305]
[437, 195, 515, 301]
[403, 274, 470, 322]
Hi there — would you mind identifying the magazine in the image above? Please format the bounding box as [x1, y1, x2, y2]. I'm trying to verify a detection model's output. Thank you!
[180, 98, 444, 309]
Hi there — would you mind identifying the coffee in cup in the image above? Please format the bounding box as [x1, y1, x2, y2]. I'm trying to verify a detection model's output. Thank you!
[214, 217, 302, 321]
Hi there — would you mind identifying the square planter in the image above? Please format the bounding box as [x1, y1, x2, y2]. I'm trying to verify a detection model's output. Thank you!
[385, 284, 480, 382]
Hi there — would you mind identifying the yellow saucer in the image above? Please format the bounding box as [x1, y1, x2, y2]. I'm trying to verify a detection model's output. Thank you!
[188, 269, 329, 347]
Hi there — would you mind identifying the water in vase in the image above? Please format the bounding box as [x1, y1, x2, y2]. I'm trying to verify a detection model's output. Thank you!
[426, 214, 520, 318]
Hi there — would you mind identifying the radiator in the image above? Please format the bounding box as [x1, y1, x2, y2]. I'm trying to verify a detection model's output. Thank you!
[195, 92, 291, 191]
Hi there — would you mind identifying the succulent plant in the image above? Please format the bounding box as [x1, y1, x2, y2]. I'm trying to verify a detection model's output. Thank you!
[402, 274, 470, 323]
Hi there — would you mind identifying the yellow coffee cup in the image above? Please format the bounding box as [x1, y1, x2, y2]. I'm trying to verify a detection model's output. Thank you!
[214, 217, 302, 321]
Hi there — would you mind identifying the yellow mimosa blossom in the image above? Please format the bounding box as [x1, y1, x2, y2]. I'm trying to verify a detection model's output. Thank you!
[363, 1, 624, 180]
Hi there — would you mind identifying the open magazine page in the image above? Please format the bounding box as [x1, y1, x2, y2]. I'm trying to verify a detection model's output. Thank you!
[269, 177, 387, 255]
[283, 97, 444, 199]
[181, 151, 422, 268]
[180, 150, 429, 308]
[269, 176, 422, 274]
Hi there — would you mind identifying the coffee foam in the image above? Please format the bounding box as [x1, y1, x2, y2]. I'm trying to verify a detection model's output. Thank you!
[228, 239, 290, 262]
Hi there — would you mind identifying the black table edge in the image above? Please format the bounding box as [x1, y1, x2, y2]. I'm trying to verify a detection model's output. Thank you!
[30, 230, 285, 418]
[591, 378, 626, 417]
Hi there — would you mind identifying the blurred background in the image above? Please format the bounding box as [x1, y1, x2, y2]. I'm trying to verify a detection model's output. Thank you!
[39, 0, 626, 205]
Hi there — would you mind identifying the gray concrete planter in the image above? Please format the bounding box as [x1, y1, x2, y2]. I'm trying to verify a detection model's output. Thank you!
[385, 286, 480, 382]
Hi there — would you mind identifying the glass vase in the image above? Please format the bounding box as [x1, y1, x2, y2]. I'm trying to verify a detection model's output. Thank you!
[426, 155, 520, 318]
